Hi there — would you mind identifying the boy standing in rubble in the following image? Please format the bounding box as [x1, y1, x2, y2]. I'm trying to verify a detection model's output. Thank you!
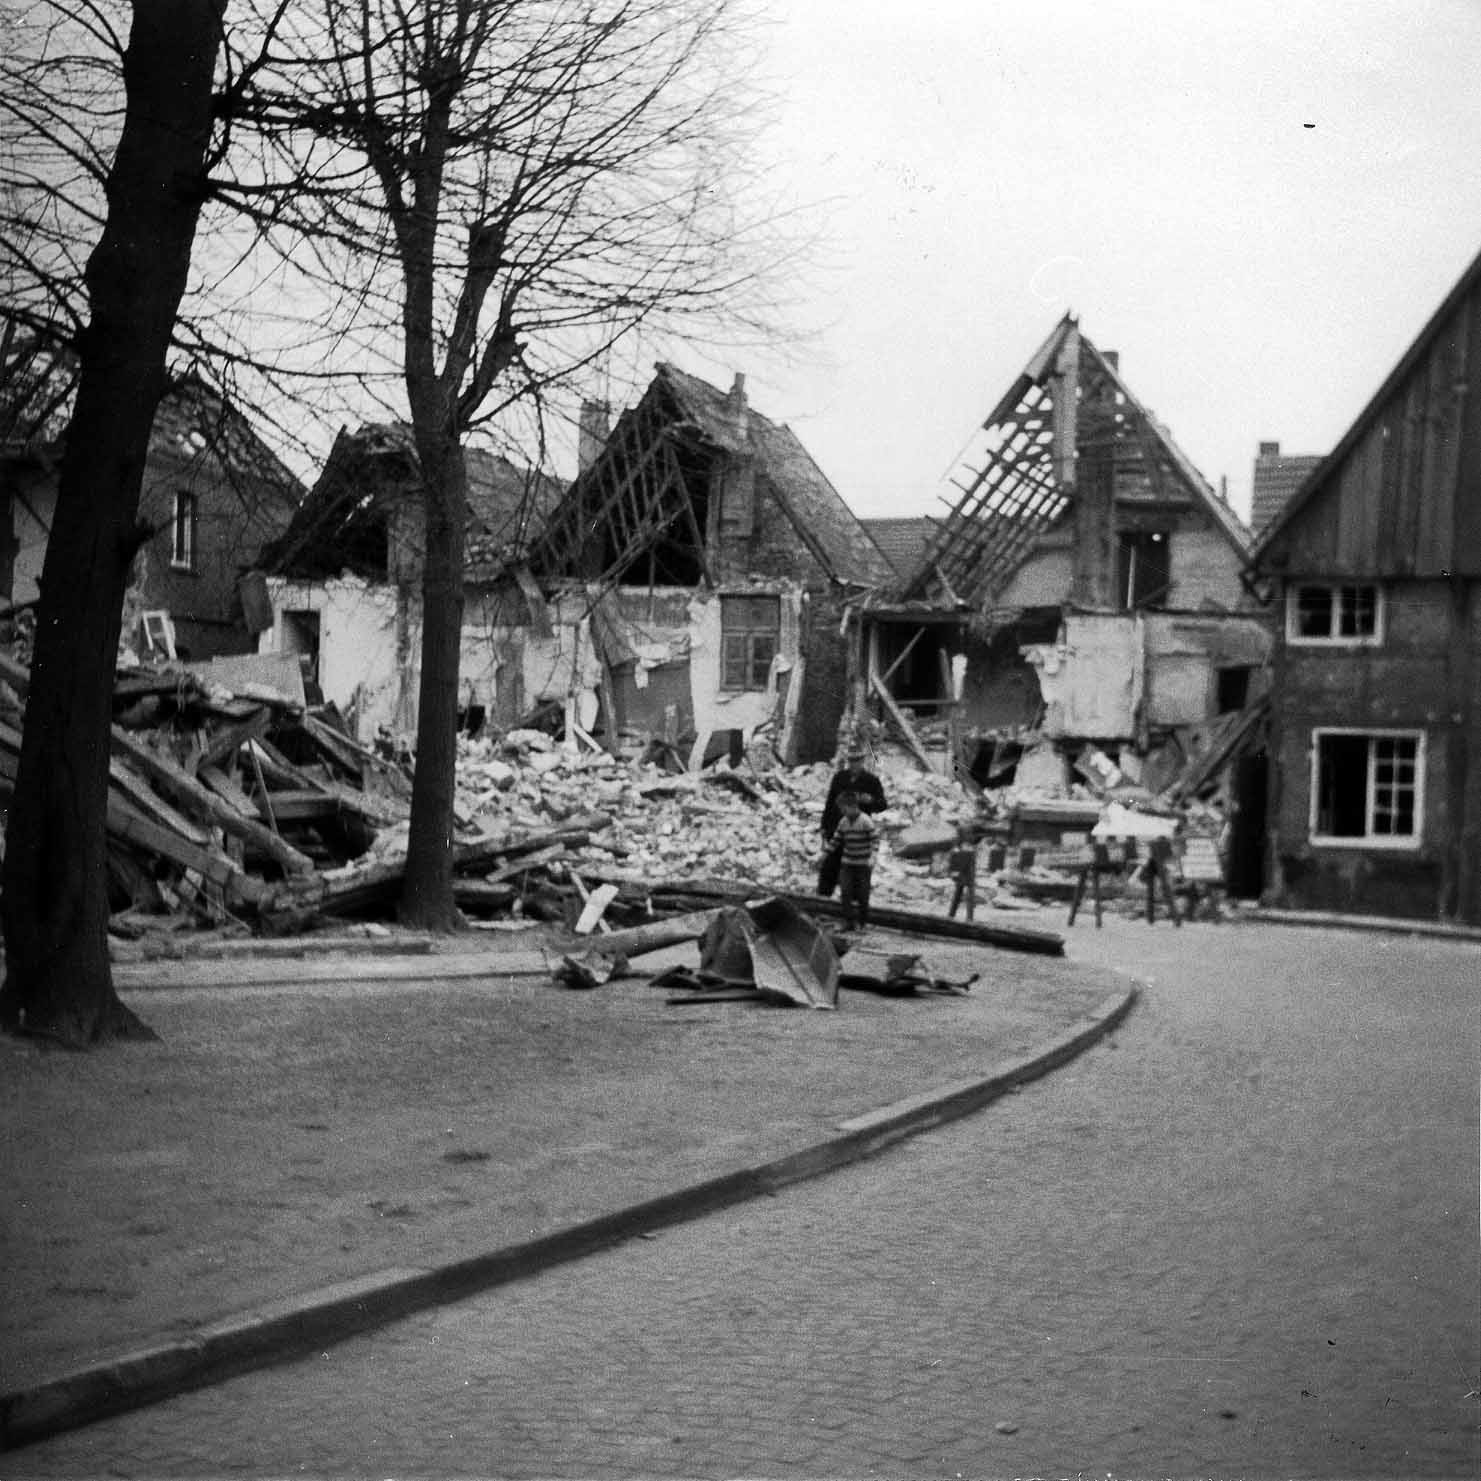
[818, 741, 887, 895]
[827, 791, 879, 932]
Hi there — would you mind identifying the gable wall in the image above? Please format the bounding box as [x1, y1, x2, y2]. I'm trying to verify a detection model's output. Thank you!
[993, 506, 1249, 611]
[1270, 275, 1481, 578]
[138, 444, 297, 657]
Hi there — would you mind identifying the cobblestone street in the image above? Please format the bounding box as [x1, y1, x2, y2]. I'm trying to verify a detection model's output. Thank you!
[11, 919, 1479, 1478]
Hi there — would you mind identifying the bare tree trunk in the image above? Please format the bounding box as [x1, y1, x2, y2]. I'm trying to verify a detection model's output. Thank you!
[0, 0, 226, 1046]
[397, 426, 468, 930]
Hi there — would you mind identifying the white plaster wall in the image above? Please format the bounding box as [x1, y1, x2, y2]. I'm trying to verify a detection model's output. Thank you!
[259, 575, 400, 741]
[1023, 614, 1139, 737]
[685, 587, 803, 750]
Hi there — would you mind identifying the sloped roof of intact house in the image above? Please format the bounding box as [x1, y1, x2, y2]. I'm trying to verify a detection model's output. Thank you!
[658, 364, 894, 587]
[901, 316, 1250, 608]
[0, 331, 301, 508]
[862, 516, 941, 581]
[1250, 244, 1481, 579]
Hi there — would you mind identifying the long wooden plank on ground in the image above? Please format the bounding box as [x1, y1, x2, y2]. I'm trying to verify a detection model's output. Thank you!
[110, 724, 316, 876]
[550, 909, 720, 960]
[641, 877, 1065, 956]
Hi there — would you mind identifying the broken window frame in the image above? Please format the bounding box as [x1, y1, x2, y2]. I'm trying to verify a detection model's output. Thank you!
[1286, 582, 1383, 646]
[1116, 528, 1172, 610]
[719, 593, 780, 692]
[171, 489, 198, 572]
[1309, 727, 1424, 848]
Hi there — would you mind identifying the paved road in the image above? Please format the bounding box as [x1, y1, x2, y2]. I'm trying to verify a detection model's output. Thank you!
[11, 919, 1479, 1478]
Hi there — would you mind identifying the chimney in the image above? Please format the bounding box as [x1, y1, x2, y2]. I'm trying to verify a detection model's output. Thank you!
[1102, 350, 1119, 372]
[578, 399, 610, 473]
[1258, 440, 1280, 458]
[726, 372, 749, 439]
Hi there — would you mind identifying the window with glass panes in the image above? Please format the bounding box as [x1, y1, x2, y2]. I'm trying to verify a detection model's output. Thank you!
[1288, 583, 1381, 643]
[720, 594, 780, 690]
[1312, 730, 1421, 844]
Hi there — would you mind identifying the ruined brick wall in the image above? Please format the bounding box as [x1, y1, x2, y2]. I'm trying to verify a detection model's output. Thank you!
[792, 584, 853, 764]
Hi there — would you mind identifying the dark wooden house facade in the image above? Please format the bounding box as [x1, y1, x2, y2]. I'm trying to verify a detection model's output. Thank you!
[1249, 247, 1481, 924]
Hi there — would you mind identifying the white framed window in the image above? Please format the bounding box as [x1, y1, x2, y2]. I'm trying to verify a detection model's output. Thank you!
[171, 490, 198, 571]
[1286, 582, 1383, 645]
[1309, 728, 1424, 848]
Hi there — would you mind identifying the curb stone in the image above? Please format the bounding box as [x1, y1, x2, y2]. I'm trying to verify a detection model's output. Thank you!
[1235, 907, 1481, 943]
[0, 983, 1137, 1452]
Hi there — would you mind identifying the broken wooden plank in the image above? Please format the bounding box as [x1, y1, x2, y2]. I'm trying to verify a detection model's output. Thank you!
[870, 671, 936, 772]
[105, 795, 265, 908]
[482, 844, 567, 885]
[249, 789, 350, 824]
[0, 649, 30, 697]
[198, 764, 260, 818]
[191, 706, 271, 776]
[107, 756, 214, 846]
[451, 880, 517, 913]
[552, 908, 719, 960]
[574, 881, 620, 935]
[110, 723, 316, 876]
[451, 813, 610, 875]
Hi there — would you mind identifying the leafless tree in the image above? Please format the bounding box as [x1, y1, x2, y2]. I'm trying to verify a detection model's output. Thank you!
[0, 0, 227, 1044]
[0, 0, 786, 1033]
[214, 0, 781, 927]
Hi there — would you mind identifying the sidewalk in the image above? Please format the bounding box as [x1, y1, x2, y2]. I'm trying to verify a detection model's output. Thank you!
[0, 919, 1133, 1447]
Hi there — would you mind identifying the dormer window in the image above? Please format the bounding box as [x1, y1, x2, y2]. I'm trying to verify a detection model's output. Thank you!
[1286, 582, 1382, 645]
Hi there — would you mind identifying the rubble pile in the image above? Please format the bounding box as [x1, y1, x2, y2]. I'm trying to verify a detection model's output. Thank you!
[0, 636, 1228, 948]
[0, 650, 417, 937]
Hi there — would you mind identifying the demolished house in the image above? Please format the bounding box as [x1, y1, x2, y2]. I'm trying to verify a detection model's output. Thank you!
[510, 364, 894, 766]
[253, 422, 566, 738]
[850, 317, 1272, 866]
[1248, 245, 1481, 925]
[256, 366, 893, 766]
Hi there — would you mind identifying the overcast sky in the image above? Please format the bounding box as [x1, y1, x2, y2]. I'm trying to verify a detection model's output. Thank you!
[648, 0, 1481, 525]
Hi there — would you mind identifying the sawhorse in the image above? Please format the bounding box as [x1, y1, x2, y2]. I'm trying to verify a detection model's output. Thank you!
[947, 846, 978, 920]
[1067, 838, 1183, 927]
[1067, 843, 1112, 928]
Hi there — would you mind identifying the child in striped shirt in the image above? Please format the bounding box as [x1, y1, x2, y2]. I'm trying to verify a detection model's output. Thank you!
[827, 790, 878, 931]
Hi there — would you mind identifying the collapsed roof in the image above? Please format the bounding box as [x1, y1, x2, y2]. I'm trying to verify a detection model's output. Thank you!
[899, 316, 1249, 609]
[521, 363, 894, 590]
[262, 423, 564, 581]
